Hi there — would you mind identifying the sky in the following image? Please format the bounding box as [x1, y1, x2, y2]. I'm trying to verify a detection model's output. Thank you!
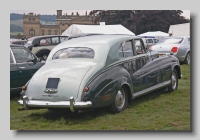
[10, 10, 190, 19]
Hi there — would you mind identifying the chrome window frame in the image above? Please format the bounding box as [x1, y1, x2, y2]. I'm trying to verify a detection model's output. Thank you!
[10, 48, 16, 64]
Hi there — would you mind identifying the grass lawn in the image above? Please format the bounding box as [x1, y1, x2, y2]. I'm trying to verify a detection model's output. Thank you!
[10, 64, 190, 130]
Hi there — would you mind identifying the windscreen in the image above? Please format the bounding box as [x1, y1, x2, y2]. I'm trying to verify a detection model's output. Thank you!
[52, 47, 95, 59]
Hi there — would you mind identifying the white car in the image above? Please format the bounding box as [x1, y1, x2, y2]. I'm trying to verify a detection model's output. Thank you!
[150, 36, 190, 64]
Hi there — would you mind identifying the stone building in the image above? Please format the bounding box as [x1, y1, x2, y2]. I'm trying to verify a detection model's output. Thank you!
[23, 10, 95, 38]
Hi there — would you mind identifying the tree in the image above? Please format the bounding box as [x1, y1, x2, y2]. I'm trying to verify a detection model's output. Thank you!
[89, 10, 189, 35]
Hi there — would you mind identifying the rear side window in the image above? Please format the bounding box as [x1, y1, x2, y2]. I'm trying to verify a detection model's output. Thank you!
[119, 41, 134, 58]
[60, 36, 68, 43]
[52, 47, 95, 59]
[134, 39, 146, 55]
[146, 39, 153, 43]
[39, 38, 51, 46]
[52, 37, 59, 44]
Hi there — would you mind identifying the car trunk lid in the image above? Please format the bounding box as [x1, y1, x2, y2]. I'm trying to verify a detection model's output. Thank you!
[26, 60, 92, 101]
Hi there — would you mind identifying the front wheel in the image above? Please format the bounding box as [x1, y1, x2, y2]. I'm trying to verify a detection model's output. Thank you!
[108, 87, 128, 113]
[167, 69, 178, 92]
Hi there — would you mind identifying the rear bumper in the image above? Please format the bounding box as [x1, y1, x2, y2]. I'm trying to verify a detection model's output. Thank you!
[18, 96, 92, 112]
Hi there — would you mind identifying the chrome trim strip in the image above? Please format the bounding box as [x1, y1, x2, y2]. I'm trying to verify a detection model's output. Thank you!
[18, 96, 92, 112]
[132, 80, 171, 98]
[10, 49, 16, 64]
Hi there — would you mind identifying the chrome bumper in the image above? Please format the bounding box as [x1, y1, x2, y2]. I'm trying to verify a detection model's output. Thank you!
[18, 96, 92, 112]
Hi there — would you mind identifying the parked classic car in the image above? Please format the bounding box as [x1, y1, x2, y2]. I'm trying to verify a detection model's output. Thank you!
[18, 34, 181, 113]
[25, 35, 68, 61]
[10, 44, 45, 94]
[150, 36, 190, 64]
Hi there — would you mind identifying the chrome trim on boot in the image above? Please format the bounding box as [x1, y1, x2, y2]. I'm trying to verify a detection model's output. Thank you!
[18, 96, 92, 112]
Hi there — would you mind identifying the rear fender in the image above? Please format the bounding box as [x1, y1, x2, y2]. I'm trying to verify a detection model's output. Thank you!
[84, 65, 133, 108]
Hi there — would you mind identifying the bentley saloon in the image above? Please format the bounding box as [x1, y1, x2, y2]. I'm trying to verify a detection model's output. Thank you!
[18, 34, 181, 113]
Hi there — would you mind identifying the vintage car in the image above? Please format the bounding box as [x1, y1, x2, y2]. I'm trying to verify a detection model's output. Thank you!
[10, 44, 45, 95]
[25, 35, 68, 61]
[18, 34, 181, 113]
[150, 36, 190, 65]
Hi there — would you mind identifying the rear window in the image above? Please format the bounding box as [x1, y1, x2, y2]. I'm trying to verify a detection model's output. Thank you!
[52, 47, 95, 59]
[158, 38, 183, 44]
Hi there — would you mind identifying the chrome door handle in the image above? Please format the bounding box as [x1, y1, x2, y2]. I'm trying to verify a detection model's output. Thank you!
[19, 67, 25, 69]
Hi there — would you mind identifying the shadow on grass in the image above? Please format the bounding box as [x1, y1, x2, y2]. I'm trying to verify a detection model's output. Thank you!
[26, 88, 170, 123]
[127, 88, 169, 108]
[27, 106, 110, 124]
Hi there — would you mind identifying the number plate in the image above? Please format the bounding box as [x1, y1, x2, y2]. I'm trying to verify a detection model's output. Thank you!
[44, 78, 60, 93]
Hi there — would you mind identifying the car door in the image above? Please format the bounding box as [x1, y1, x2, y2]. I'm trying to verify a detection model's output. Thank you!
[10, 50, 18, 90]
[133, 39, 161, 92]
[11, 47, 42, 88]
[119, 40, 141, 93]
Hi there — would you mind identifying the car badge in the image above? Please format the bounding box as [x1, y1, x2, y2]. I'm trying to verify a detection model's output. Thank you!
[44, 89, 58, 93]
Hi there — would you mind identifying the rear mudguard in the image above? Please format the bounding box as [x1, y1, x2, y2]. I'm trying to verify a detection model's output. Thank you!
[84, 65, 133, 108]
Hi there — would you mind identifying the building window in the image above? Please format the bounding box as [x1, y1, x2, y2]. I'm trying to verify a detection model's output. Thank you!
[48, 30, 52, 35]
[29, 18, 31, 20]
[62, 24, 64, 26]
[41, 30, 45, 36]
[29, 28, 35, 36]
[54, 30, 58, 35]
[33, 18, 35, 20]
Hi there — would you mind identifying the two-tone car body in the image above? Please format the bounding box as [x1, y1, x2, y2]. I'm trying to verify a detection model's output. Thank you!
[18, 34, 181, 113]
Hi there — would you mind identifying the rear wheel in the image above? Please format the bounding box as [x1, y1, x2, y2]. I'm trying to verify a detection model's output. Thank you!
[167, 69, 178, 92]
[109, 87, 128, 113]
[184, 52, 190, 65]
[36, 51, 50, 61]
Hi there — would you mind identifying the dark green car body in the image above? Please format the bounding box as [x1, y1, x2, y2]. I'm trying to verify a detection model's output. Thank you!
[10, 45, 45, 94]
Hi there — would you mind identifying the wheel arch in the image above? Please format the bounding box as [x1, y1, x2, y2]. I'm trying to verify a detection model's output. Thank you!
[121, 83, 132, 102]
[35, 49, 51, 57]
[173, 65, 181, 79]
[85, 65, 133, 108]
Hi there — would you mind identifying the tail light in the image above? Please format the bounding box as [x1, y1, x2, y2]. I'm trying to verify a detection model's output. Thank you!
[171, 46, 178, 53]
[82, 87, 89, 101]
[149, 45, 154, 50]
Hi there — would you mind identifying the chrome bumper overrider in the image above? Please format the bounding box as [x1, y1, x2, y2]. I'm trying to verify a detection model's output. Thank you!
[18, 96, 92, 112]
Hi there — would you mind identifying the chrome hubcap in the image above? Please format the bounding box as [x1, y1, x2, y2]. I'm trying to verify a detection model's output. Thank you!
[42, 55, 48, 61]
[187, 53, 190, 65]
[172, 72, 177, 90]
[115, 89, 125, 109]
